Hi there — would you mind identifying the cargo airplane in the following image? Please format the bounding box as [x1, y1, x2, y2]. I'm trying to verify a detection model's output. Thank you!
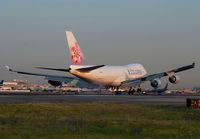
[6, 31, 195, 94]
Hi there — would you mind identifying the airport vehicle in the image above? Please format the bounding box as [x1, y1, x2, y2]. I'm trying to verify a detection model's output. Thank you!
[193, 87, 200, 93]
[0, 80, 4, 87]
[6, 31, 195, 94]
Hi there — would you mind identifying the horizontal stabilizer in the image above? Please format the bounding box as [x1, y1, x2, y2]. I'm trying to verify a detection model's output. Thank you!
[76, 65, 105, 73]
[36, 67, 70, 72]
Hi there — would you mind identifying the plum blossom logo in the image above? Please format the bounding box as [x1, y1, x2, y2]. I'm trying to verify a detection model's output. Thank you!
[70, 42, 82, 63]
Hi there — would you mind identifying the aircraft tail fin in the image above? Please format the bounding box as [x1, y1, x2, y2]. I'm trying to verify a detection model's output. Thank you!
[66, 31, 87, 65]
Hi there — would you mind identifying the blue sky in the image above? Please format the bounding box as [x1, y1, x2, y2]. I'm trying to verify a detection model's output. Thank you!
[0, 0, 199, 88]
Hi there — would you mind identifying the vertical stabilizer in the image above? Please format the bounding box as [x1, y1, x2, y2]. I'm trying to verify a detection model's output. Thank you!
[66, 31, 87, 65]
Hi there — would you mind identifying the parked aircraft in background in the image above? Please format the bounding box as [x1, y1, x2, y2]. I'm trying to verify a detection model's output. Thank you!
[6, 31, 195, 94]
[151, 83, 168, 93]
[144, 83, 168, 95]
[0, 80, 4, 87]
[44, 87, 62, 92]
[193, 87, 200, 93]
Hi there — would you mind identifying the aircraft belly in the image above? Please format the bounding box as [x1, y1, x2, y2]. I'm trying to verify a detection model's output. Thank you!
[96, 77, 115, 85]
[91, 73, 115, 85]
[95, 74, 125, 86]
[70, 71, 113, 85]
[71, 66, 127, 86]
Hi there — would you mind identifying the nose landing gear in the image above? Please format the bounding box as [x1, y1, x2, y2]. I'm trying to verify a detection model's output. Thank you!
[114, 87, 122, 95]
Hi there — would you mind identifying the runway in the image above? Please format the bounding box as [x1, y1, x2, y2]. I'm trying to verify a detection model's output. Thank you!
[0, 93, 199, 104]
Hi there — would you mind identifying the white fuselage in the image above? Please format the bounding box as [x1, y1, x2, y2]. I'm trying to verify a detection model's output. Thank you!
[70, 63, 147, 87]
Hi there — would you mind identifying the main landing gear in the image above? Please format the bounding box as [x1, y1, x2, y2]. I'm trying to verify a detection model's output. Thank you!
[128, 87, 146, 95]
[128, 87, 135, 95]
[114, 87, 122, 95]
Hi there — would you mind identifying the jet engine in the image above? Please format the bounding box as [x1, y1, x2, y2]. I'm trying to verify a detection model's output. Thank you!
[169, 75, 180, 84]
[151, 79, 161, 88]
[48, 80, 62, 87]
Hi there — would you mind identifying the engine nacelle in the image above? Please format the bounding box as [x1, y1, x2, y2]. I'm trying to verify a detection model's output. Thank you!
[151, 79, 161, 88]
[169, 75, 180, 84]
[48, 80, 62, 87]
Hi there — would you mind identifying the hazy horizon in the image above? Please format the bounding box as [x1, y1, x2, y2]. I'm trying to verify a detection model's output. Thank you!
[0, 0, 199, 89]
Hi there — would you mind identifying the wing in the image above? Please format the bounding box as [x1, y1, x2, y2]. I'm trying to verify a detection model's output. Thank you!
[5, 66, 76, 83]
[121, 60, 195, 87]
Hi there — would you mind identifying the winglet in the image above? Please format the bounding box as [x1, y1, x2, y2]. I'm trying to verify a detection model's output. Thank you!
[5, 65, 12, 71]
[192, 58, 195, 67]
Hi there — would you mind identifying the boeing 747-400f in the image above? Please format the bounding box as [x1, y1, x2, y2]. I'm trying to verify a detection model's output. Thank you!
[6, 31, 195, 94]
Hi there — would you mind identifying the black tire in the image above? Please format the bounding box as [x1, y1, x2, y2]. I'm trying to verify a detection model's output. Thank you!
[137, 88, 142, 93]
[131, 89, 135, 95]
[115, 91, 119, 95]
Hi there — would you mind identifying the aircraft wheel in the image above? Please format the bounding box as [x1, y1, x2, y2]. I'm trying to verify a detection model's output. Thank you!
[137, 88, 142, 93]
[128, 87, 132, 95]
[128, 88, 135, 95]
[131, 89, 135, 95]
[115, 91, 119, 95]
[157, 92, 161, 95]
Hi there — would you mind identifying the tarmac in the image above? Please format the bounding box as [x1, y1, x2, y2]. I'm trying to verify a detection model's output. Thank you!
[0, 92, 199, 104]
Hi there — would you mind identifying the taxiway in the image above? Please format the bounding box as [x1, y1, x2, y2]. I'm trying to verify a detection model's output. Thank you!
[0, 93, 199, 104]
